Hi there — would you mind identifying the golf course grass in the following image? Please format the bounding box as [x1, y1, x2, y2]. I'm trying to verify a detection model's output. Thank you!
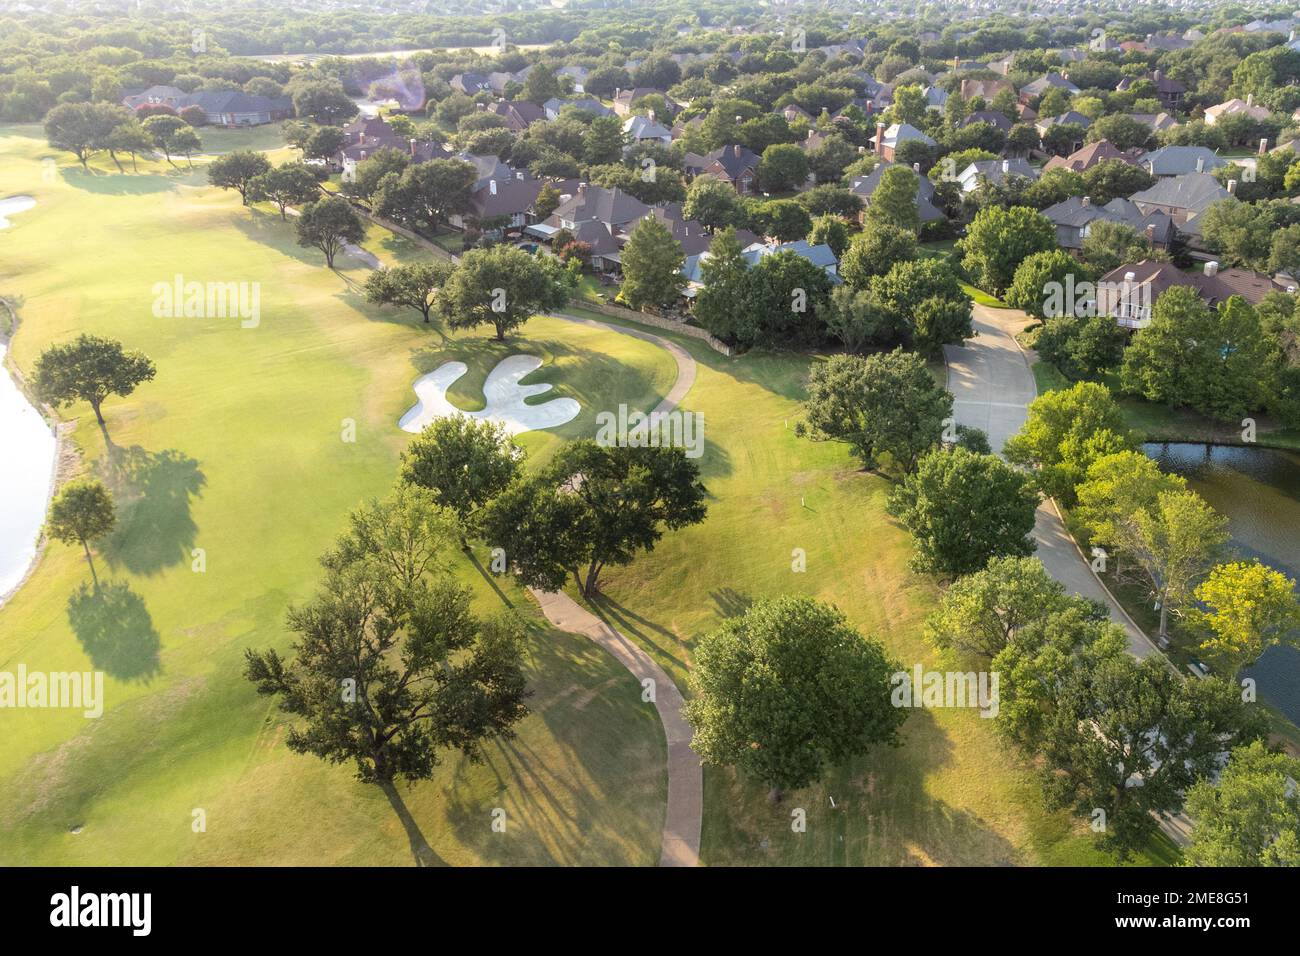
[0, 125, 666, 865]
[1, 122, 1166, 867]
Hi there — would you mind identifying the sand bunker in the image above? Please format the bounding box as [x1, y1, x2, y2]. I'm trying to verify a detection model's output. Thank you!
[0, 195, 36, 229]
[399, 353, 580, 436]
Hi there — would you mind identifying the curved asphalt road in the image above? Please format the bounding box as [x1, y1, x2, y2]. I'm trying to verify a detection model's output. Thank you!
[944, 304, 1162, 660]
[530, 313, 703, 867]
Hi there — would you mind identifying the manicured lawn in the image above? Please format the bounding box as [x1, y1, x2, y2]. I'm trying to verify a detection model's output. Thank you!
[0, 125, 666, 865]
[197, 124, 289, 154]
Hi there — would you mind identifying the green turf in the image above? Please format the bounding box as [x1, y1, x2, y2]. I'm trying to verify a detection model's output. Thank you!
[0, 124, 666, 865]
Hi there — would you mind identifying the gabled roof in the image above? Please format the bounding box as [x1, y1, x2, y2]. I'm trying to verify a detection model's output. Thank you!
[873, 123, 936, 150]
[706, 144, 760, 179]
[1036, 110, 1092, 131]
[623, 115, 672, 140]
[849, 161, 944, 221]
[1130, 172, 1230, 213]
[1043, 140, 1138, 173]
[543, 97, 614, 118]
[549, 184, 651, 229]
[1139, 145, 1227, 177]
[959, 158, 1038, 187]
[960, 110, 1013, 132]
[1021, 72, 1080, 96]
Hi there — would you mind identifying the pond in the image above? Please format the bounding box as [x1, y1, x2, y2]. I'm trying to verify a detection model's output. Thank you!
[0, 342, 58, 600]
[1143, 442, 1300, 724]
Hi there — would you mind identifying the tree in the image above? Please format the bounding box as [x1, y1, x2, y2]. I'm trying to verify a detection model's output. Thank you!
[1004, 381, 1136, 503]
[207, 150, 272, 205]
[33, 333, 156, 428]
[303, 126, 346, 162]
[399, 416, 522, 537]
[45, 478, 116, 586]
[1115, 489, 1230, 642]
[864, 165, 921, 233]
[244, 487, 528, 786]
[1189, 560, 1300, 678]
[44, 101, 122, 169]
[618, 217, 686, 310]
[887, 446, 1039, 578]
[684, 596, 905, 798]
[693, 228, 752, 344]
[807, 214, 849, 257]
[374, 159, 476, 233]
[758, 142, 809, 192]
[742, 248, 832, 347]
[1185, 741, 1300, 867]
[1086, 114, 1153, 151]
[824, 286, 902, 353]
[797, 349, 952, 473]
[808, 133, 857, 183]
[1080, 160, 1155, 205]
[521, 65, 562, 106]
[482, 441, 707, 597]
[363, 261, 454, 324]
[1038, 655, 1263, 857]
[142, 114, 187, 166]
[839, 221, 918, 288]
[440, 246, 571, 341]
[1120, 290, 1280, 422]
[749, 198, 812, 242]
[1081, 219, 1156, 273]
[247, 162, 320, 219]
[1005, 250, 1094, 320]
[1032, 314, 1126, 381]
[294, 195, 364, 269]
[958, 205, 1057, 296]
[291, 80, 357, 125]
[1075, 450, 1187, 576]
[168, 126, 202, 169]
[105, 117, 153, 172]
[868, 257, 971, 355]
[924, 556, 1096, 659]
[349, 148, 410, 200]
[533, 182, 562, 221]
[582, 115, 625, 166]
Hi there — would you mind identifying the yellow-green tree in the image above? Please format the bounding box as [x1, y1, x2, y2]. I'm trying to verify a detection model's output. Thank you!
[1189, 560, 1300, 677]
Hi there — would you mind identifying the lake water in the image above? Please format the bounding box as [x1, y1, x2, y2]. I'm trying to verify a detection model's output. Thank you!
[0, 342, 58, 599]
[1143, 442, 1300, 723]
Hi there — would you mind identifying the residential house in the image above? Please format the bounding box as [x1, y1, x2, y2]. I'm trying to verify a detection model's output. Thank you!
[960, 77, 1015, 102]
[1139, 145, 1227, 177]
[613, 88, 676, 117]
[781, 104, 814, 124]
[871, 122, 936, 162]
[1204, 94, 1271, 125]
[698, 144, 761, 194]
[923, 86, 949, 111]
[543, 97, 613, 121]
[1129, 172, 1233, 237]
[1035, 110, 1092, 140]
[623, 114, 672, 147]
[532, 184, 652, 272]
[557, 65, 589, 93]
[334, 116, 447, 181]
[1116, 70, 1187, 111]
[122, 85, 292, 127]
[450, 72, 492, 95]
[486, 100, 546, 132]
[1044, 140, 1140, 174]
[1097, 259, 1295, 328]
[1019, 72, 1080, 103]
[848, 161, 945, 224]
[1128, 112, 1179, 134]
[960, 110, 1013, 133]
[956, 158, 1038, 194]
[680, 238, 840, 302]
[1040, 194, 1176, 254]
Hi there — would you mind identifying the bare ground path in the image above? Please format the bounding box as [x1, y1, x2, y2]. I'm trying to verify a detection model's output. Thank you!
[526, 313, 702, 866]
[944, 304, 1162, 660]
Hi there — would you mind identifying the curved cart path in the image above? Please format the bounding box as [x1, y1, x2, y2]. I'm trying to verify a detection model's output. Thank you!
[528, 313, 702, 867]
[944, 304, 1162, 661]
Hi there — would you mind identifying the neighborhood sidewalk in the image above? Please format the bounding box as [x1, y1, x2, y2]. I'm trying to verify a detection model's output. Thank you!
[944, 303, 1162, 660]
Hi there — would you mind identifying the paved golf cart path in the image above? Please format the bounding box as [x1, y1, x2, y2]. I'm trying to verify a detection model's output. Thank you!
[944, 304, 1161, 661]
[529, 314, 702, 867]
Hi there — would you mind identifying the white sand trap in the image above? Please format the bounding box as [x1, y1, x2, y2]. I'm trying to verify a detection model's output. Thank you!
[399, 354, 580, 436]
[0, 195, 36, 229]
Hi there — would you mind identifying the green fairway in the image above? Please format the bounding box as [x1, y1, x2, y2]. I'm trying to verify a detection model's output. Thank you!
[0, 125, 667, 865]
[1, 121, 1163, 868]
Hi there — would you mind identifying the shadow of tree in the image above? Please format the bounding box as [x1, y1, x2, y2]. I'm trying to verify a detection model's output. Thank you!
[380, 779, 446, 867]
[66, 580, 162, 681]
[710, 587, 753, 619]
[59, 168, 178, 195]
[98, 445, 205, 576]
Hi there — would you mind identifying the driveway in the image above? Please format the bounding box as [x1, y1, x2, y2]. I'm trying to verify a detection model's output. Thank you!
[945, 304, 1161, 660]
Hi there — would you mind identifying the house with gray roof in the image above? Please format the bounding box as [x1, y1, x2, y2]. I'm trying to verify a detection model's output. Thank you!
[956, 158, 1038, 194]
[543, 97, 614, 121]
[848, 161, 944, 223]
[1140, 145, 1227, 177]
[1129, 172, 1233, 232]
[1040, 194, 1176, 253]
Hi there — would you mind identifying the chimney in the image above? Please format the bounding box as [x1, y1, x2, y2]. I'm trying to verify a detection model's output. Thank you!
[409, 138, 417, 157]
[1260, 138, 1269, 156]
[1246, 93, 1254, 107]
[875, 121, 886, 150]
[1145, 223, 1156, 243]
[735, 115, 742, 124]
[913, 162, 921, 173]
[953, 56, 959, 68]
[1204, 260, 1219, 277]
[1081, 195, 1090, 207]
[858, 145, 866, 154]
[358, 132, 365, 145]
[648, 108, 655, 122]
[1002, 159, 1009, 172]
[1196, 157, 1205, 172]
[1227, 179, 1237, 194]
[1154, 69, 1162, 81]
[489, 180, 497, 195]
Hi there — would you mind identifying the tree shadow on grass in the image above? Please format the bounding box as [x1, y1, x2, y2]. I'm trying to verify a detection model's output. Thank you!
[230, 208, 322, 267]
[587, 592, 692, 676]
[98, 444, 205, 576]
[59, 167, 177, 195]
[466, 548, 515, 609]
[379, 779, 446, 867]
[709, 587, 752, 619]
[66, 579, 161, 681]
